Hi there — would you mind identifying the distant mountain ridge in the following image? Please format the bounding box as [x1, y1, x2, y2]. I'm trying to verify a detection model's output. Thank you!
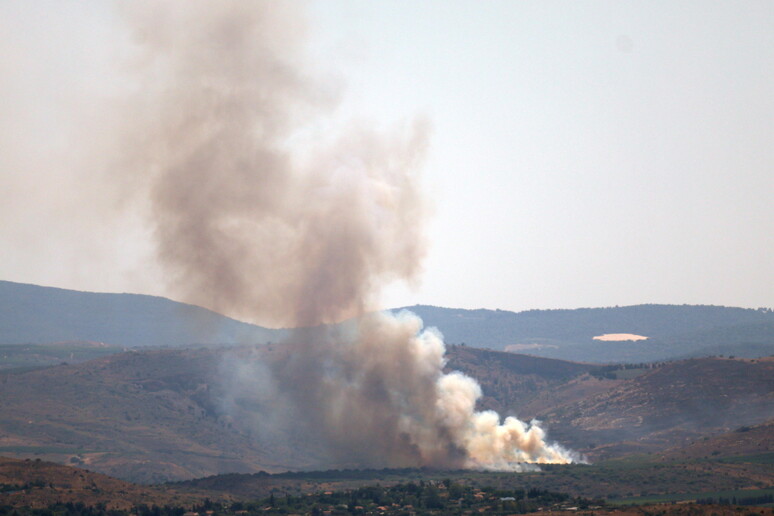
[1, 280, 772, 362]
[0, 280, 286, 348]
[400, 304, 774, 362]
[401, 304, 773, 342]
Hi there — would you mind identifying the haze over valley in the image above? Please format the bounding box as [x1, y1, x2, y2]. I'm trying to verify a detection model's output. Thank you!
[1, 1, 772, 514]
[1, 280, 772, 487]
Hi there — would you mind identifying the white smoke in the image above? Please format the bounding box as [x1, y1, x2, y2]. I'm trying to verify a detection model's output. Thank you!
[255, 311, 575, 470]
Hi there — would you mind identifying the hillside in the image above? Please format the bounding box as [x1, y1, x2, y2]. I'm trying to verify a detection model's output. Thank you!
[658, 419, 774, 461]
[1, 344, 772, 483]
[2, 345, 594, 482]
[0, 280, 285, 348]
[445, 345, 605, 415]
[0, 342, 124, 371]
[0, 456, 206, 510]
[539, 357, 774, 459]
[0, 347, 318, 483]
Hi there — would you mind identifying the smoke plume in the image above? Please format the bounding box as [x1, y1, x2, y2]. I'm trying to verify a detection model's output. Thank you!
[116, 2, 574, 470]
[116, 1, 427, 328]
[271, 312, 573, 470]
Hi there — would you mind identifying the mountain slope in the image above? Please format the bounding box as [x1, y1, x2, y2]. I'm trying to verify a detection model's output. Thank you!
[2, 345, 772, 482]
[0, 345, 597, 482]
[0, 280, 285, 347]
[0, 346, 332, 483]
[658, 419, 774, 461]
[539, 357, 774, 459]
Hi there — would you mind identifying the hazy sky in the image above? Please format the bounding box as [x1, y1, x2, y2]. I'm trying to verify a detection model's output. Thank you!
[1, 1, 772, 319]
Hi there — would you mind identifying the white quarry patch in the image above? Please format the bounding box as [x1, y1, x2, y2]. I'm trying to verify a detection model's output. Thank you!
[592, 333, 648, 341]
